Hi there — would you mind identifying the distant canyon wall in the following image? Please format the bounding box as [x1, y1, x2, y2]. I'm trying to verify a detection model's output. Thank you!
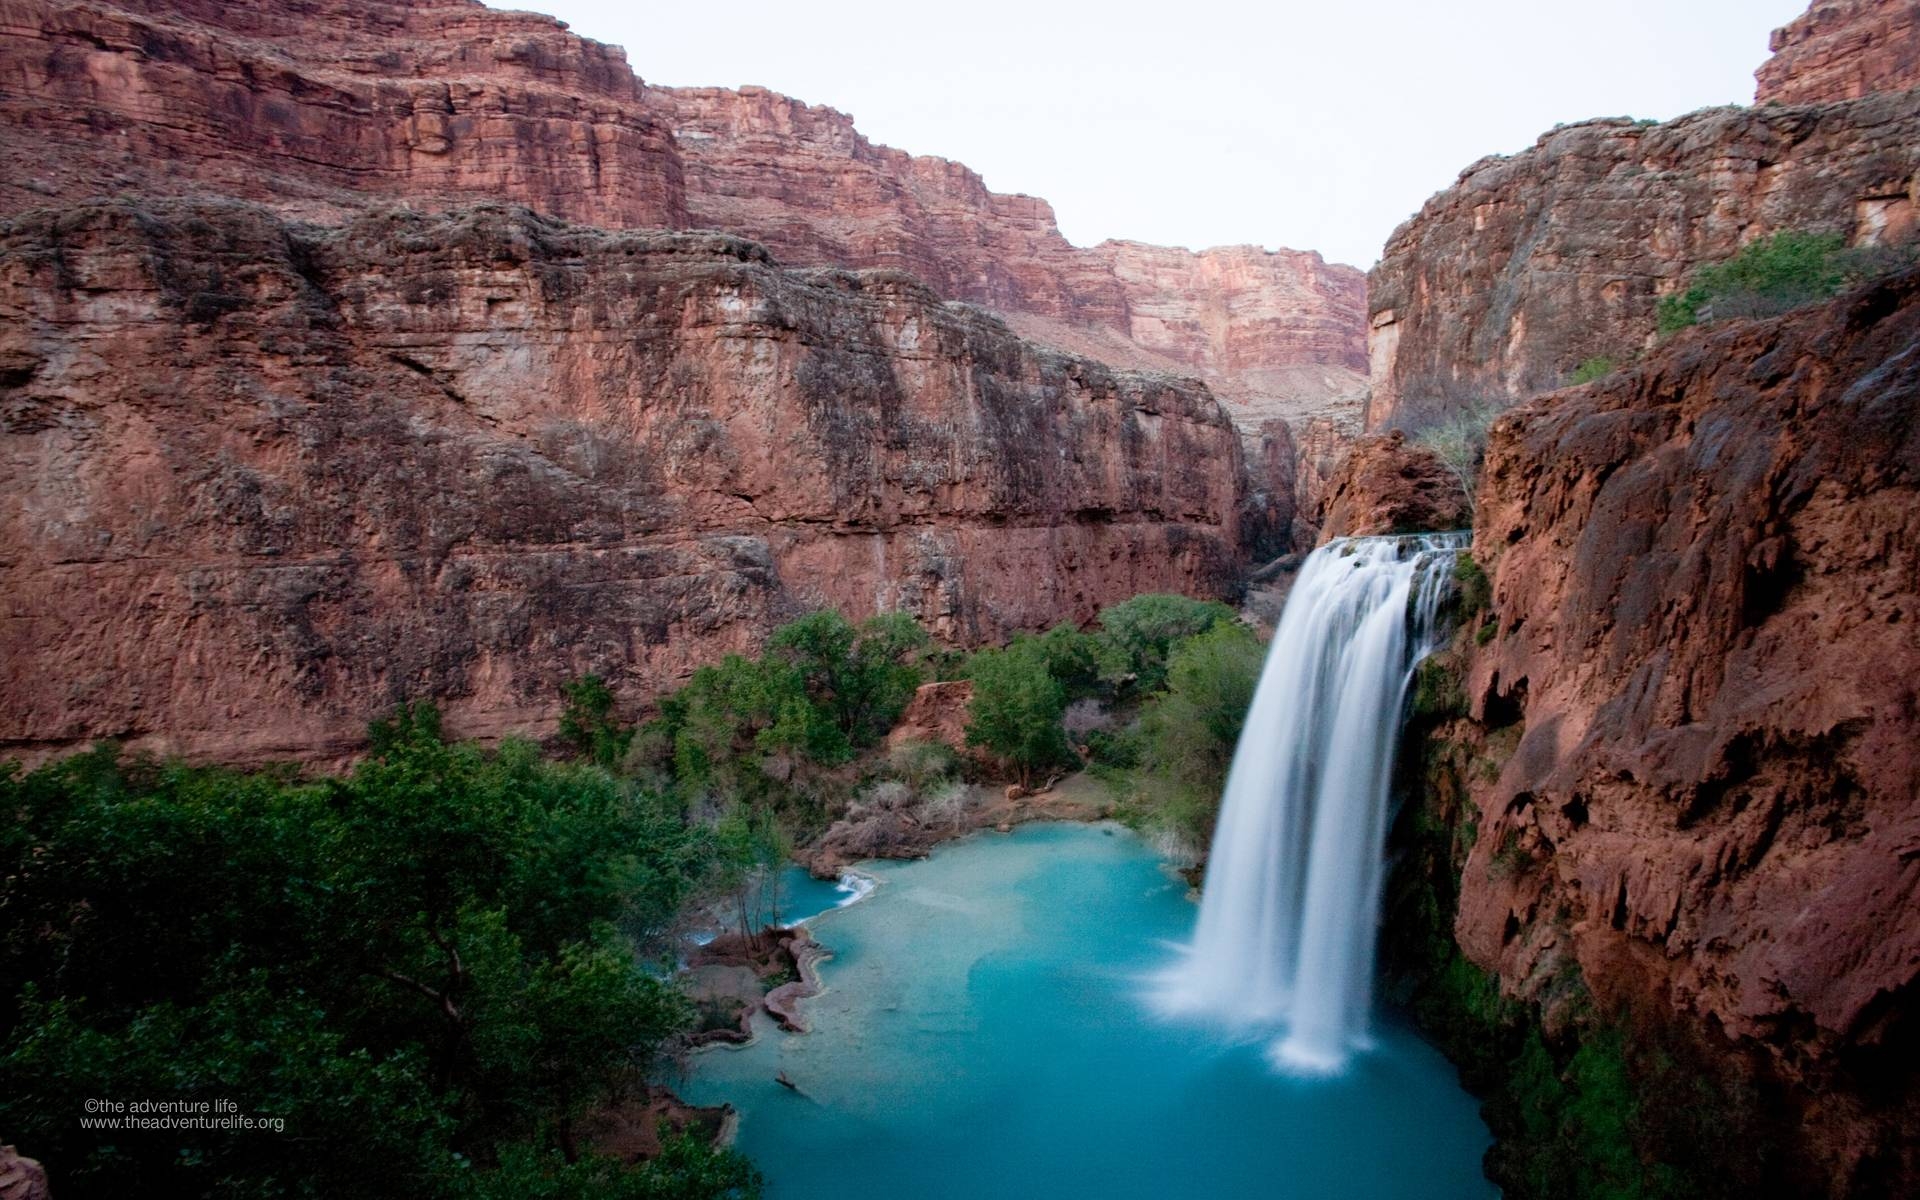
[0, 200, 1247, 763]
[0, 0, 1367, 440]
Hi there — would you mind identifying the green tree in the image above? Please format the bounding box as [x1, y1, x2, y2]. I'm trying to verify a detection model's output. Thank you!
[1131, 622, 1266, 844]
[1094, 594, 1238, 693]
[767, 610, 929, 748]
[558, 675, 633, 768]
[0, 716, 748, 1200]
[964, 641, 1074, 787]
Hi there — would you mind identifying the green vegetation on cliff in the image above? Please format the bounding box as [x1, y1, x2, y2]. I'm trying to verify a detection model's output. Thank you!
[1657, 230, 1914, 333]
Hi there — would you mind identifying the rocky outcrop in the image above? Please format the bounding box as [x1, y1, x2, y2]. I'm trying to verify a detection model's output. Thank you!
[0, 199, 1247, 764]
[1758, 0, 1920, 106]
[0, 1146, 50, 1200]
[1312, 432, 1469, 542]
[1449, 270, 1920, 1194]
[884, 681, 974, 752]
[0, 0, 1367, 450]
[1367, 94, 1920, 431]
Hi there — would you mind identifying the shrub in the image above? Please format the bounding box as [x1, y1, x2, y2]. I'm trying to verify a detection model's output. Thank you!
[964, 640, 1074, 786]
[1657, 230, 1914, 333]
[1414, 402, 1504, 519]
[882, 739, 959, 791]
[559, 674, 633, 768]
[1094, 594, 1238, 693]
[1568, 356, 1617, 385]
[1127, 622, 1266, 845]
[639, 610, 932, 809]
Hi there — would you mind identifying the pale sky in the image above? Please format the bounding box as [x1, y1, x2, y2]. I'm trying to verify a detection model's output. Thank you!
[501, 0, 1813, 268]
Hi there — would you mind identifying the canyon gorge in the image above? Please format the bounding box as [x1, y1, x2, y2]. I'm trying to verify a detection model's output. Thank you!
[0, 0, 1916, 1197]
[0, 0, 1359, 762]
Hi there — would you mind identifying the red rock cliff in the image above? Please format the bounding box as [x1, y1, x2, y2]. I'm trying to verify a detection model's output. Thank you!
[1454, 271, 1920, 1193]
[0, 0, 1367, 442]
[1757, 0, 1920, 105]
[1366, 96, 1920, 431]
[0, 200, 1247, 764]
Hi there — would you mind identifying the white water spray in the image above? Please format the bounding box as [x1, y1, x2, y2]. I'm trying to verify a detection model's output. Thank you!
[1156, 532, 1466, 1074]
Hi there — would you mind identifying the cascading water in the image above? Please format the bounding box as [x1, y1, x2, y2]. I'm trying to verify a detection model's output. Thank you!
[1156, 532, 1467, 1074]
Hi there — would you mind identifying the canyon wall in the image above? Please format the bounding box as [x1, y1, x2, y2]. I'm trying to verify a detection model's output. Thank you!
[0, 200, 1246, 763]
[1757, 0, 1920, 105]
[0, 0, 1366, 443]
[1366, 95, 1920, 431]
[1429, 269, 1920, 1196]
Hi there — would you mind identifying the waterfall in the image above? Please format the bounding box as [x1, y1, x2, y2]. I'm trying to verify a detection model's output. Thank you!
[1156, 531, 1467, 1074]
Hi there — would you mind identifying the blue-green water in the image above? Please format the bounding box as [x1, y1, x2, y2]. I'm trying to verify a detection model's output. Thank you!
[676, 823, 1496, 1199]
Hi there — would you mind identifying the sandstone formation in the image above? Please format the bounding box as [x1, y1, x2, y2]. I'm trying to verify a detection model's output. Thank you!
[1312, 431, 1470, 543]
[0, 0, 1367, 447]
[1454, 269, 1920, 1193]
[884, 681, 975, 753]
[1367, 94, 1920, 431]
[0, 199, 1246, 764]
[1757, 0, 1920, 105]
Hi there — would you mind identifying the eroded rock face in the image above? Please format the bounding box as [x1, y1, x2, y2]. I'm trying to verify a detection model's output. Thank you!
[0, 200, 1246, 764]
[1457, 271, 1920, 1192]
[0, 0, 1367, 452]
[1367, 95, 1920, 431]
[1757, 0, 1920, 105]
[0, 0, 689, 228]
[1312, 432, 1468, 542]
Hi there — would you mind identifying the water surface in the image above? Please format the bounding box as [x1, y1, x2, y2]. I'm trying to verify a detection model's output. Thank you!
[678, 823, 1494, 1199]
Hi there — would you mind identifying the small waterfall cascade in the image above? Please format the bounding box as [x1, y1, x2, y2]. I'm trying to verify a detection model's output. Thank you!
[1156, 531, 1468, 1074]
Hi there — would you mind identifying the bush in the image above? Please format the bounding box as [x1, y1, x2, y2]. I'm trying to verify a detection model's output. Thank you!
[559, 674, 633, 768]
[1126, 622, 1266, 845]
[639, 611, 931, 808]
[964, 640, 1075, 786]
[1413, 402, 1503, 520]
[1094, 595, 1238, 693]
[1568, 356, 1617, 385]
[1656, 230, 1913, 333]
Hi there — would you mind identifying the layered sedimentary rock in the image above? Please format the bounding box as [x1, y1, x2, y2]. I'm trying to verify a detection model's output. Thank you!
[1757, 0, 1920, 105]
[1453, 270, 1920, 1193]
[1367, 94, 1920, 431]
[0, 200, 1246, 763]
[0, 0, 689, 227]
[0, 0, 1367, 447]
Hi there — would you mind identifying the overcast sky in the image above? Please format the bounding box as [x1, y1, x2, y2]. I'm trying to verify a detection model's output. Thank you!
[503, 0, 1813, 268]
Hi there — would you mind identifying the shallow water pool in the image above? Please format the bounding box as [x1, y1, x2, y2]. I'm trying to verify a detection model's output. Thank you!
[676, 822, 1496, 1200]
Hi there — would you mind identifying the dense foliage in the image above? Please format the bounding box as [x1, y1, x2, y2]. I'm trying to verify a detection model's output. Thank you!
[0, 709, 759, 1200]
[962, 639, 1074, 786]
[1092, 594, 1239, 695]
[1656, 230, 1913, 333]
[1121, 623, 1266, 852]
[633, 610, 930, 823]
[0, 595, 1266, 1198]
